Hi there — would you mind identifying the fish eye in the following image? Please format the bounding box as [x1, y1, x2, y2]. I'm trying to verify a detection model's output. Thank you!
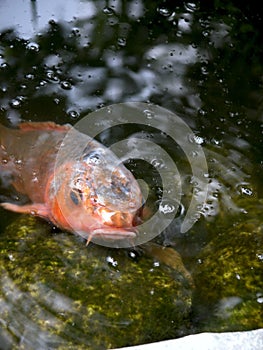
[70, 189, 83, 205]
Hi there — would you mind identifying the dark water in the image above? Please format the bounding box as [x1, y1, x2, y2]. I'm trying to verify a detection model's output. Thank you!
[0, 0, 262, 349]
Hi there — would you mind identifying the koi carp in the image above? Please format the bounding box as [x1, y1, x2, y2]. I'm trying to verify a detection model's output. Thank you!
[0, 122, 143, 244]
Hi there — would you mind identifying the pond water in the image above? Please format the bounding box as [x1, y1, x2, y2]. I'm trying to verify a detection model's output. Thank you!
[0, 1, 262, 349]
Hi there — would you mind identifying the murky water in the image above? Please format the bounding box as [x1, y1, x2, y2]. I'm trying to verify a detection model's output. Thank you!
[0, 1, 262, 349]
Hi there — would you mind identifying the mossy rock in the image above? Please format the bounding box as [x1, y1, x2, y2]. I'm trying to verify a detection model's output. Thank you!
[193, 200, 263, 331]
[0, 216, 193, 349]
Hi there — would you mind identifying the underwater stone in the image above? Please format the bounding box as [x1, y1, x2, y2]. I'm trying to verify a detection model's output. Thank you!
[0, 215, 193, 349]
[193, 199, 263, 331]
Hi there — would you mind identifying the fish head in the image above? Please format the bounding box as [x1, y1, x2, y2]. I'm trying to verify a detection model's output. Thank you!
[46, 144, 143, 243]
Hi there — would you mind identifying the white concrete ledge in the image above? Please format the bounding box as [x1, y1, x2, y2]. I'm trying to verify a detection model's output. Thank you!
[113, 329, 263, 350]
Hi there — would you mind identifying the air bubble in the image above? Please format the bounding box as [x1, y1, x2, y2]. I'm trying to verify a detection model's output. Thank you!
[60, 81, 72, 90]
[10, 96, 25, 109]
[106, 256, 118, 267]
[194, 135, 204, 144]
[117, 38, 126, 47]
[198, 108, 207, 116]
[67, 110, 80, 119]
[201, 65, 209, 75]
[0, 62, 9, 69]
[151, 158, 165, 169]
[143, 109, 154, 119]
[158, 7, 171, 17]
[71, 28, 80, 37]
[128, 251, 137, 259]
[39, 80, 47, 87]
[240, 186, 253, 196]
[229, 111, 239, 118]
[103, 7, 115, 15]
[188, 133, 204, 145]
[26, 42, 40, 52]
[211, 138, 220, 145]
[159, 201, 176, 215]
[184, 2, 199, 12]
[10, 99, 21, 108]
[46, 70, 59, 82]
[25, 73, 35, 80]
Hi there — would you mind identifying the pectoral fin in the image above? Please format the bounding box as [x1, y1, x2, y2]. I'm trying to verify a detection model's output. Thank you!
[18, 122, 71, 132]
[1, 202, 50, 218]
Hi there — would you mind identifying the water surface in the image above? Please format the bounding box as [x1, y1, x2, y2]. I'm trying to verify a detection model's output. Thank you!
[0, 0, 262, 348]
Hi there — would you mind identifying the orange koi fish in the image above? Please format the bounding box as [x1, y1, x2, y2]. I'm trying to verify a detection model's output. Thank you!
[0, 122, 142, 244]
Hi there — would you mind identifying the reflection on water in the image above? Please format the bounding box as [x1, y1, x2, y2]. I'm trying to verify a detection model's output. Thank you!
[0, 271, 68, 349]
[0, 0, 98, 38]
[0, 0, 262, 348]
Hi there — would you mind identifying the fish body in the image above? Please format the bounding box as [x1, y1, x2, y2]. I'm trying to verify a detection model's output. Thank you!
[0, 122, 142, 243]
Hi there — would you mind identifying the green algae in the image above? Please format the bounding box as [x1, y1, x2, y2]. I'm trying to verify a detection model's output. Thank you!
[0, 216, 192, 349]
[193, 199, 263, 332]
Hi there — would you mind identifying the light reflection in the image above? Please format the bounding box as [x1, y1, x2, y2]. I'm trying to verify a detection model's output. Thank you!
[0, 269, 67, 348]
[0, 0, 98, 38]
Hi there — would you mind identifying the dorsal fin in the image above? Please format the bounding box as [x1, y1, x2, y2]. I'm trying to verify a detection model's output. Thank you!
[18, 121, 72, 132]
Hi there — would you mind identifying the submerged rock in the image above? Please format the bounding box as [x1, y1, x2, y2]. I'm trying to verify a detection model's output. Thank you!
[0, 215, 193, 350]
[193, 199, 263, 331]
